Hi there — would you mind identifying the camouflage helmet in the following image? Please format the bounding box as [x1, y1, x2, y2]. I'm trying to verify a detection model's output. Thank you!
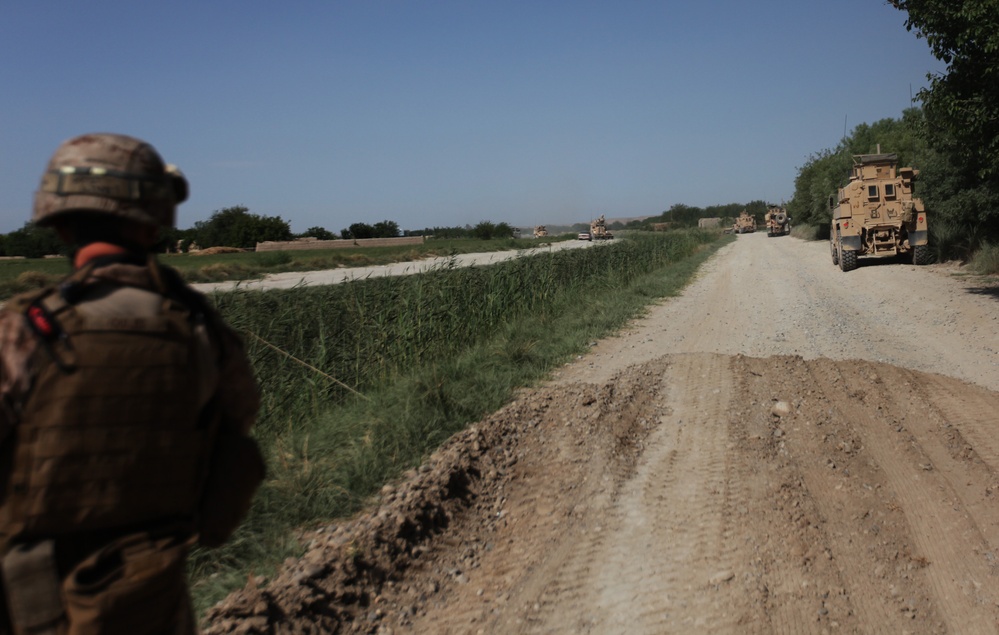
[33, 133, 188, 228]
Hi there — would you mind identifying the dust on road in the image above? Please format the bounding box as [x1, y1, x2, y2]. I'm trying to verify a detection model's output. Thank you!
[206, 234, 999, 634]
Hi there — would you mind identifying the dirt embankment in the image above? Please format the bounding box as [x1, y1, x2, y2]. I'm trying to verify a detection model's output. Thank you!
[206, 234, 999, 634]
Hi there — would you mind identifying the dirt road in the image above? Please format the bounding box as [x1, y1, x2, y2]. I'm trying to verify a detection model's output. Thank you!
[206, 234, 999, 635]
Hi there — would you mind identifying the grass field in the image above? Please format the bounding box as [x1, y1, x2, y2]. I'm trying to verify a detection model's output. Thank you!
[187, 229, 732, 612]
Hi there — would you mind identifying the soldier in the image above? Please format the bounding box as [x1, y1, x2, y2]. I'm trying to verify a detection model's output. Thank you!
[0, 133, 264, 634]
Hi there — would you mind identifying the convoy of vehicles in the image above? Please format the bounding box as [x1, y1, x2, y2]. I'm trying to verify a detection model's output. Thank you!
[557, 162, 930, 274]
[829, 152, 929, 272]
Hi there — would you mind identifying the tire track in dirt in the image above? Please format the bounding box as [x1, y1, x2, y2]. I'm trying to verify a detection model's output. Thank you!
[755, 356, 942, 631]
[818, 359, 999, 632]
[736, 356, 876, 634]
[919, 372, 999, 482]
[584, 353, 747, 633]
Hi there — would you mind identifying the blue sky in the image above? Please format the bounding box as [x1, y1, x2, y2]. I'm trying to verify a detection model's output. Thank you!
[0, 1, 945, 234]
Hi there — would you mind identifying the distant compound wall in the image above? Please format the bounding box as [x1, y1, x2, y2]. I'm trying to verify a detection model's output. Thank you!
[698, 217, 722, 229]
[256, 236, 426, 252]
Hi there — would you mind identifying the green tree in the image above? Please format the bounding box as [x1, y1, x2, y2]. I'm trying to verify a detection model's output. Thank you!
[890, 0, 999, 182]
[192, 206, 292, 249]
[471, 221, 497, 240]
[493, 222, 515, 239]
[372, 220, 400, 238]
[470, 221, 515, 240]
[303, 226, 337, 240]
[344, 223, 374, 239]
[652, 204, 703, 228]
[0, 223, 64, 258]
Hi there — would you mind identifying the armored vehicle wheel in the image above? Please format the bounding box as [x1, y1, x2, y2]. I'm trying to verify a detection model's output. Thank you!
[912, 244, 930, 266]
[830, 242, 839, 265]
[839, 249, 857, 272]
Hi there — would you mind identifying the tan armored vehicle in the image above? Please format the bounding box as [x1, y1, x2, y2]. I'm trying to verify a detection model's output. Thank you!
[829, 152, 928, 272]
[765, 206, 790, 237]
[590, 214, 614, 240]
[733, 210, 756, 234]
[533, 225, 548, 238]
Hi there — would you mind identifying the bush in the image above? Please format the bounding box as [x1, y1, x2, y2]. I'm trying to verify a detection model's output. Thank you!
[192, 206, 293, 249]
[790, 224, 824, 241]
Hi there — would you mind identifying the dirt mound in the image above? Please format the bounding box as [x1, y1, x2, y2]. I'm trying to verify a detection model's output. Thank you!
[204, 367, 661, 634]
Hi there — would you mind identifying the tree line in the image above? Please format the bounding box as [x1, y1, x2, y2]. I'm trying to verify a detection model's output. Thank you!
[0, 206, 520, 257]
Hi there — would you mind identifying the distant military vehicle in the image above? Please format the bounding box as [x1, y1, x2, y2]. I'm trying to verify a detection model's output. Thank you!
[590, 215, 614, 240]
[765, 206, 790, 237]
[829, 152, 928, 272]
[534, 225, 548, 238]
[733, 210, 756, 234]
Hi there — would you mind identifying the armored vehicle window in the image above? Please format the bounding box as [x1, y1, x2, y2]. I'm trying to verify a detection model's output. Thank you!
[867, 185, 879, 201]
[884, 183, 896, 199]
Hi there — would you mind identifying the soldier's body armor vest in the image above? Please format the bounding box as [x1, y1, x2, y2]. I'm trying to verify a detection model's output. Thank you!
[0, 263, 218, 542]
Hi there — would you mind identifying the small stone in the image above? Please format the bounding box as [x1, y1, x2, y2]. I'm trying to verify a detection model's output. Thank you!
[709, 570, 735, 584]
[771, 401, 792, 417]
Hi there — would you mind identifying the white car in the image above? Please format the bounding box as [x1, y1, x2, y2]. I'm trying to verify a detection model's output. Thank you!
[577, 232, 592, 241]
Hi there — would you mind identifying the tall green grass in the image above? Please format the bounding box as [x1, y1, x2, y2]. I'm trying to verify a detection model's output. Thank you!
[188, 230, 729, 610]
[971, 243, 999, 275]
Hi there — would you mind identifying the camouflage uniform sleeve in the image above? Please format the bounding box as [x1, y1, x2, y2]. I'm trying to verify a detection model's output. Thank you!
[214, 322, 260, 437]
[0, 309, 38, 441]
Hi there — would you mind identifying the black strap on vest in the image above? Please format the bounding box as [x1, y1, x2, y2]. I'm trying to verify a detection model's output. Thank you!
[22, 262, 98, 373]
